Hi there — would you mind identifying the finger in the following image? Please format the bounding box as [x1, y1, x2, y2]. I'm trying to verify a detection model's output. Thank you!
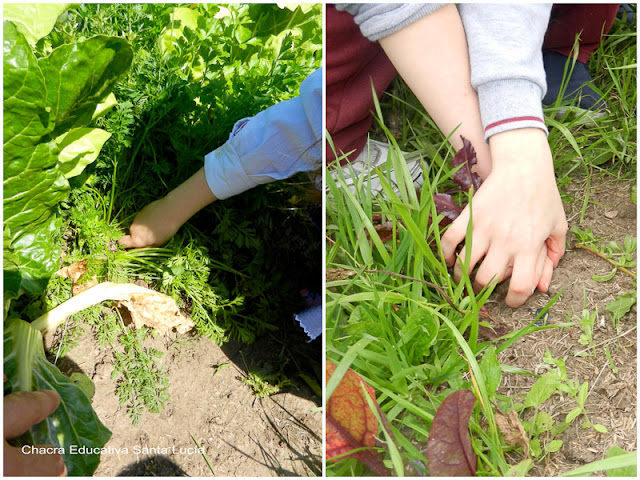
[4, 444, 67, 476]
[546, 219, 568, 268]
[4, 390, 60, 439]
[441, 208, 471, 267]
[534, 244, 547, 287]
[537, 255, 554, 293]
[505, 253, 540, 308]
[453, 237, 489, 283]
[472, 249, 511, 292]
[118, 235, 133, 248]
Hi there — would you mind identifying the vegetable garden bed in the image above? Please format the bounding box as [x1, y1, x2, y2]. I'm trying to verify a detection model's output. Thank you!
[4, 3, 322, 476]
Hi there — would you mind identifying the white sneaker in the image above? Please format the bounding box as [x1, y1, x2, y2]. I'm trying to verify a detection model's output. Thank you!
[334, 139, 425, 196]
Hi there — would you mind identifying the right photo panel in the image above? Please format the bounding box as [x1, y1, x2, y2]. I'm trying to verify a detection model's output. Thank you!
[325, 3, 637, 477]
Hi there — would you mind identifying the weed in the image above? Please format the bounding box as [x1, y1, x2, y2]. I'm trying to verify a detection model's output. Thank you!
[240, 353, 291, 398]
[575, 309, 597, 353]
[111, 325, 170, 426]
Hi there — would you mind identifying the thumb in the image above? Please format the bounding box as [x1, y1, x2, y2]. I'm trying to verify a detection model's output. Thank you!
[118, 235, 135, 249]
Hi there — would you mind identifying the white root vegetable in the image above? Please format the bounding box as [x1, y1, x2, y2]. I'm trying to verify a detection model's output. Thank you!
[31, 282, 168, 334]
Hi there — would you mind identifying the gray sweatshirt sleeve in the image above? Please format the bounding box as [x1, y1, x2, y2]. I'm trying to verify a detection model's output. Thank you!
[458, 3, 552, 139]
[337, 3, 551, 141]
[336, 3, 446, 41]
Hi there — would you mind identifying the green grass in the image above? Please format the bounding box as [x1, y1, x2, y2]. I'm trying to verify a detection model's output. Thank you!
[326, 11, 636, 477]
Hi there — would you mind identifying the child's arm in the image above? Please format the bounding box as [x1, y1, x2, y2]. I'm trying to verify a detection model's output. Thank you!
[378, 5, 492, 177]
[119, 68, 322, 249]
[119, 167, 216, 248]
[374, 4, 567, 307]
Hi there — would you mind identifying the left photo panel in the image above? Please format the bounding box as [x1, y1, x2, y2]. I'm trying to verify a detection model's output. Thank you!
[3, 3, 323, 477]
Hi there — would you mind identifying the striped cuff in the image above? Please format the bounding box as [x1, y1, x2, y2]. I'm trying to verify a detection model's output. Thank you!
[477, 79, 548, 140]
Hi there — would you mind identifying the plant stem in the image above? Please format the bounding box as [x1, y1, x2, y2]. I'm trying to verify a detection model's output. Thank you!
[32, 282, 157, 334]
[575, 244, 637, 279]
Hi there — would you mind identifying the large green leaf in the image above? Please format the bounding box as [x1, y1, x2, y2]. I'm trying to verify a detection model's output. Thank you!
[3, 228, 22, 311]
[56, 127, 112, 178]
[3, 21, 54, 156]
[3, 21, 68, 242]
[4, 22, 132, 296]
[12, 214, 62, 295]
[2, 3, 71, 45]
[4, 318, 112, 476]
[39, 35, 133, 136]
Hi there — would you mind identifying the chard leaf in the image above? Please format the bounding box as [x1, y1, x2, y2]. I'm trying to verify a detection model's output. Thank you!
[4, 23, 132, 295]
[39, 35, 133, 136]
[56, 127, 112, 178]
[12, 214, 61, 294]
[4, 318, 112, 476]
[3, 228, 22, 304]
[2, 4, 71, 45]
[426, 389, 478, 476]
[451, 136, 482, 193]
[92, 92, 118, 120]
[3, 21, 69, 242]
[158, 7, 202, 57]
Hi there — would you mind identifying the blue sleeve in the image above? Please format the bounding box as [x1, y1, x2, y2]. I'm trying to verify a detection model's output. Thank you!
[204, 68, 322, 200]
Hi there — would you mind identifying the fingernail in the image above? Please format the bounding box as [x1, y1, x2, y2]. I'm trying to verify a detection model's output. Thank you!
[532, 287, 536, 294]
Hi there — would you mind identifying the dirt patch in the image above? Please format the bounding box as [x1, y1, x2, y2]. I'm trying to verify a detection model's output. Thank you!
[56, 330, 322, 477]
[489, 174, 636, 475]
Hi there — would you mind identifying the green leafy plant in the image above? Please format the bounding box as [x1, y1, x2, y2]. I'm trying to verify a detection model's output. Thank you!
[240, 356, 291, 398]
[111, 326, 170, 426]
[3, 6, 134, 475]
[4, 318, 112, 475]
[575, 309, 597, 353]
[3, 13, 132, 297]
[605, 292, 637, 328]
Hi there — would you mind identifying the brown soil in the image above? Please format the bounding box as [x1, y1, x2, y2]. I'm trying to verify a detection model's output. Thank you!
[56, 330, 322, 477]
[489, 174, 636, 476]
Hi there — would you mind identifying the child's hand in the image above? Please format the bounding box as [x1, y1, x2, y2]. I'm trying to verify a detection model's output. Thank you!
[119, 198, 178, 248]
[119, 167, 217, 249]
[441, 128, 568, 307]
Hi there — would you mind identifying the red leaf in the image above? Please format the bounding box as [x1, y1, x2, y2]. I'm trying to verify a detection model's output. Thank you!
[426, 389, 478, 476]
[451, 136, 483, 193]
[433, 193, 463, 226]
[326, 361, 390, 476]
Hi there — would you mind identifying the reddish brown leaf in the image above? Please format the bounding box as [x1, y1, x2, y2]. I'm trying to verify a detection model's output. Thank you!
[433, 193, 464, 226]
[451, 136, 483, 193]
[426, 389, 478, 476]
[478, 307, 509, 340]
[326, 361, 390, 476]
[478, 325, 510, 341]
[432, 137, 483, 227]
